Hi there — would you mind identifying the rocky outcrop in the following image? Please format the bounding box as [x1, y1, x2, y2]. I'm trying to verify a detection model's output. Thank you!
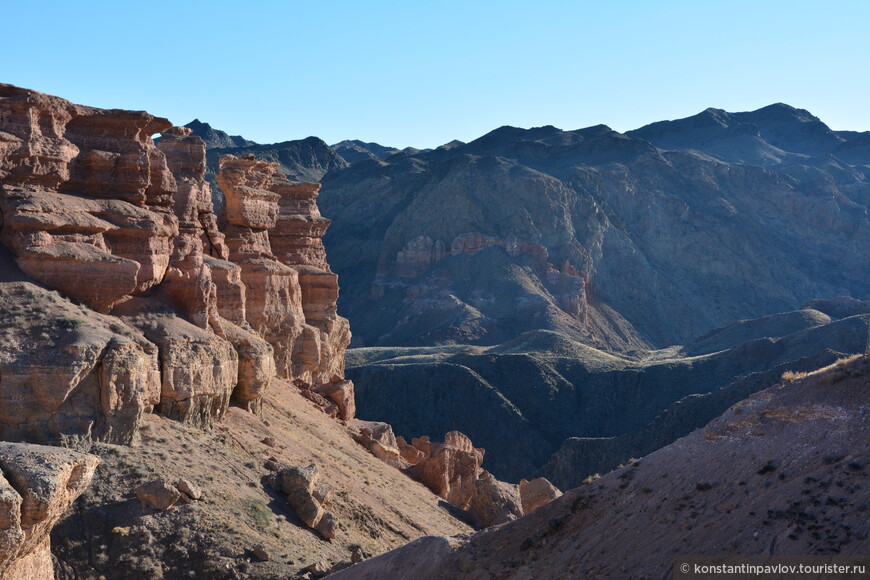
[273, 464, 338, 539]
[218, 154, 308, 379]
[216, 153, 350, 385]
[0, 84, 353, 443]
[396, 431, 524, 528]
[353, 421, 404, 467]
[0, 281, 160, 445]
[0, 442, 99, 580]
[0, 186, 175, 313]
[401, 432, 483, 510]
[468, 473, 523, 528]
[135, 317, 238, 428]
[157, 126, 225, 332]
[221, 320, 275, 414]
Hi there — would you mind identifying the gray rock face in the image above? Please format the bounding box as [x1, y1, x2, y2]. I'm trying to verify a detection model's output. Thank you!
[318, 106, 869, 350]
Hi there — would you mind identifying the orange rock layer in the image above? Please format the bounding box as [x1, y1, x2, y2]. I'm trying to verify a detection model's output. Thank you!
[0, 84, 351, 443]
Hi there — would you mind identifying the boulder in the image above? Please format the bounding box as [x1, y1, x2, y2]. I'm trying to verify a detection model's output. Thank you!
[518, 477, 562, 514]
[275, 464, 338, 540]
[135, 480, 182, 511]
[468, 473, 523, 528]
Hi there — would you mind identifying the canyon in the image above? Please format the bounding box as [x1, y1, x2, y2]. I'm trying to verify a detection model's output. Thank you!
[0, 82, 867, 578]
[0, 84, 532, 578]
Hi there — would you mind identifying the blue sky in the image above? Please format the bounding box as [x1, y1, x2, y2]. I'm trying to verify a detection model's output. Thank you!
[4, 0, 868, 148]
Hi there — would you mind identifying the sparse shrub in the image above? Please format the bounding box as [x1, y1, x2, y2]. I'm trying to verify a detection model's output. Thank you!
[57, 317, 85, 330]
[582, 473, 601, 485]
[757, 459, 777, 475]
[696, 482, 714, 491]
[781, 370, 807, 382]
[244, 498, 273, 533]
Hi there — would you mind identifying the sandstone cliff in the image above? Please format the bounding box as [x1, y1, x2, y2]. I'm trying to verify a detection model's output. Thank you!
[0, 84, 513, 578]
[0, 83, 351, 444]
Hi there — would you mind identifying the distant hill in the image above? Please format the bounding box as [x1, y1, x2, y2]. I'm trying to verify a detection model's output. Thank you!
[347, 310, 870, 482]
[332, 139, 402, 164]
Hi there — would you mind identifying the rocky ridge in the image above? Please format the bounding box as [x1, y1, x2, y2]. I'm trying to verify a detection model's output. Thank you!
[316, 108, 869, 351]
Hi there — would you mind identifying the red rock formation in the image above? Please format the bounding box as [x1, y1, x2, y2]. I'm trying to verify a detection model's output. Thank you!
[218, 155, 307, 379]
[352, 421, 404, 468]
[136, 317, 238, 428]
[270, 174, 351, 383]
[401, 431, 483, 509]
[157, 126, 223, 333]
[394, 430, 523, 527]
[222, 319, 275, 414]
[269, 177, 330, 270]
[0, 282, 160, 445]
[216, 153, 350, 384]
[0, 443, 99, 580]
[0, 84, 353, 443]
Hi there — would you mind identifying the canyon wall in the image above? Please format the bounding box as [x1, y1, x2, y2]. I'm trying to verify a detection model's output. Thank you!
[0, 83, 351, 443]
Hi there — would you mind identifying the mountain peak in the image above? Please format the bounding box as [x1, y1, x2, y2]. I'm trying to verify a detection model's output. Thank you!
[183, 119, 255, 149]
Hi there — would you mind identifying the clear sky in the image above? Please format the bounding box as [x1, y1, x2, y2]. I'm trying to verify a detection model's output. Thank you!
[4, 0, 868, 149]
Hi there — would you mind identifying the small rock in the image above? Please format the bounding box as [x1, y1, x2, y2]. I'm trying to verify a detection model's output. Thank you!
[263, 419, 271, 427]
[136, 480, 182, 511]
[305, 560, 330, 577]
[328, 560, 353, 574]
[264, 459, 284, 472]
[176, 478, 203, 500]
[251, 545, 270, 561]
[351, 546, 365, 563]
[261, 436, 277, 448]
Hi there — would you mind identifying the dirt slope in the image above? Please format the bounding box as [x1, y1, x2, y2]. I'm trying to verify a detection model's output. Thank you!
[52, 381, 472, 579]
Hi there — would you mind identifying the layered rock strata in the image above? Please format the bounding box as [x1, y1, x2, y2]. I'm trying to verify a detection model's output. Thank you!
[0, 84, 350, 442]
[0, 442, 99, 580]
[216, 154, 351, 384]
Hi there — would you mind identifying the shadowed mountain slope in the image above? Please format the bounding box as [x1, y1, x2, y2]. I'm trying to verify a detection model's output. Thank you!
[347, 311, 870, 482]
[318, 104, 870, 351]
[332, 353, 870, 579]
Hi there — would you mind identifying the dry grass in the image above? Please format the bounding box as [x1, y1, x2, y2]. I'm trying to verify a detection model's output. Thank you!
[781, 354, 864, 383]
